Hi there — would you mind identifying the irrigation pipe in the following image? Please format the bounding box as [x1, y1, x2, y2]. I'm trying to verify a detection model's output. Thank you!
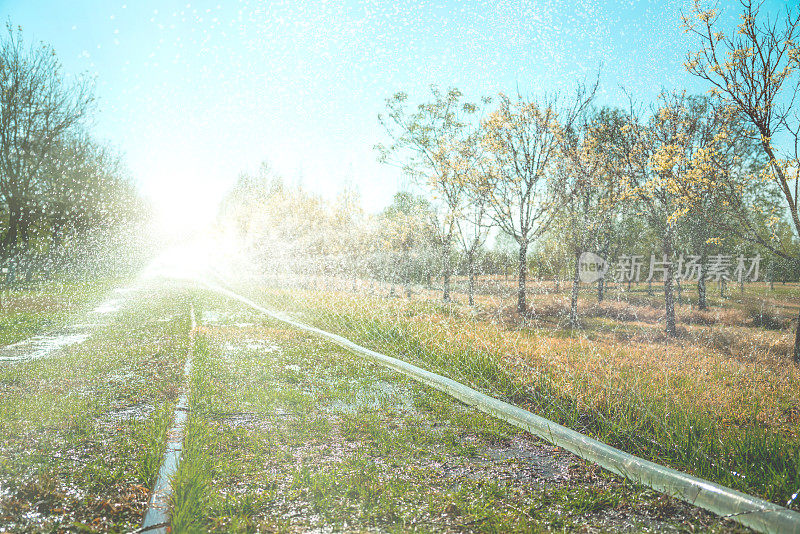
[205, 282, 800, 533]
[139, 305, 197, 533]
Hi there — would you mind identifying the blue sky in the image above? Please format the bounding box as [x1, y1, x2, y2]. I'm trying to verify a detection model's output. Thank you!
[0, 0, 789, 232]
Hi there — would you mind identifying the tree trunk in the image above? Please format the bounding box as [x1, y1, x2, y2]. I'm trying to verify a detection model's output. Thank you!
[570, 248, 580, 327]
[664, 235, 676, 336]
[697, 271, 707, 311]
[442, 247, 451, 303]
[18, 208, 33, 245]
[1, 204, 21, 259]
[517, 240, 528, 313]
[467, 251, 476, 307]
[597, 277, 604, 302]
[51, 222, 64, 251]
[794, 307, 800, 364]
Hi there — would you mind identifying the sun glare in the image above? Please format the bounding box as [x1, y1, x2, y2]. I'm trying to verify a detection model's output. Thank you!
[141, 241, 213, 282]
[146, 175, 223, 239]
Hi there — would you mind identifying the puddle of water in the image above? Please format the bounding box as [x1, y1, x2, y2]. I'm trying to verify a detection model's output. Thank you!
[106, 370, 140, 385]
[216, 408, 291, 430]
[272, 311, 304, 322]
[451, 435, 569, 483]
[21, 510, 44, 523]
[113, 287, 135, 295]
[0, 332, 90, 362]
[202, 310, 222, 323]
[100, 403, 155, 425]
[220, 413, 266, 429]
[0, 288, 132, 363]
[243, 340, 280, 351]
[70, 323, 102, 329]
[224, 340, 281, 353]
[202, 310, 254, 325]
[91, 299, 123, 314]
[325, 380, 415, 415]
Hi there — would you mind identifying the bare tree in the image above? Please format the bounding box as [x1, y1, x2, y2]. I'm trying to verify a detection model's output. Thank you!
[0, 25, 93, 261]
[683, 0, 800, 360]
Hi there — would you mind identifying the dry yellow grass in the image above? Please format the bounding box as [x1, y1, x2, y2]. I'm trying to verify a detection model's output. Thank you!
[297, 281, 800, 440]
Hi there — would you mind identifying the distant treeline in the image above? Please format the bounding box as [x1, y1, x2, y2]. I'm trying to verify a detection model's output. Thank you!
[218, 165, 798, 293]
[0, 26, 148, 282]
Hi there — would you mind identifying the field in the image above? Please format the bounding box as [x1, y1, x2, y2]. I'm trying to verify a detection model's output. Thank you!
[0, 272, 796, 532]
[244, 274, 800, 505]
[5, 0, 800, 531]
[0, 278, 124, 347]
[0, 279, 189, 532]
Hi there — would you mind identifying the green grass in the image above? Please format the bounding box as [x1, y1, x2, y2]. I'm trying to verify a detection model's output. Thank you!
[0, 281, 192, 533]
[235, 283, 800, 509]
[0, 277, 125, 347]
[170, 290, 741, 532]
[0, 276, 786, 531]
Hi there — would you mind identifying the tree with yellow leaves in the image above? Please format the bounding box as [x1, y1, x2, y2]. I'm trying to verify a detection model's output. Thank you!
[683, 0, 800, 361]
[664, 94, 765, 309]
[611, 93, 705, 336]
[553, 107, 623, 327]
[481, 86, 595, 314]
[614, 91, 767, 334]
[376, 86, 486, 303]
[583, 107, 633, 303]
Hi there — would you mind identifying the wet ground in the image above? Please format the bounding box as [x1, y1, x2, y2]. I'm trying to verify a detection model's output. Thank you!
[0, 287, 135, 363]
[0, 282, 751, 532]
[0, 283, 189, 533]
[171, 292, 746, 533]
